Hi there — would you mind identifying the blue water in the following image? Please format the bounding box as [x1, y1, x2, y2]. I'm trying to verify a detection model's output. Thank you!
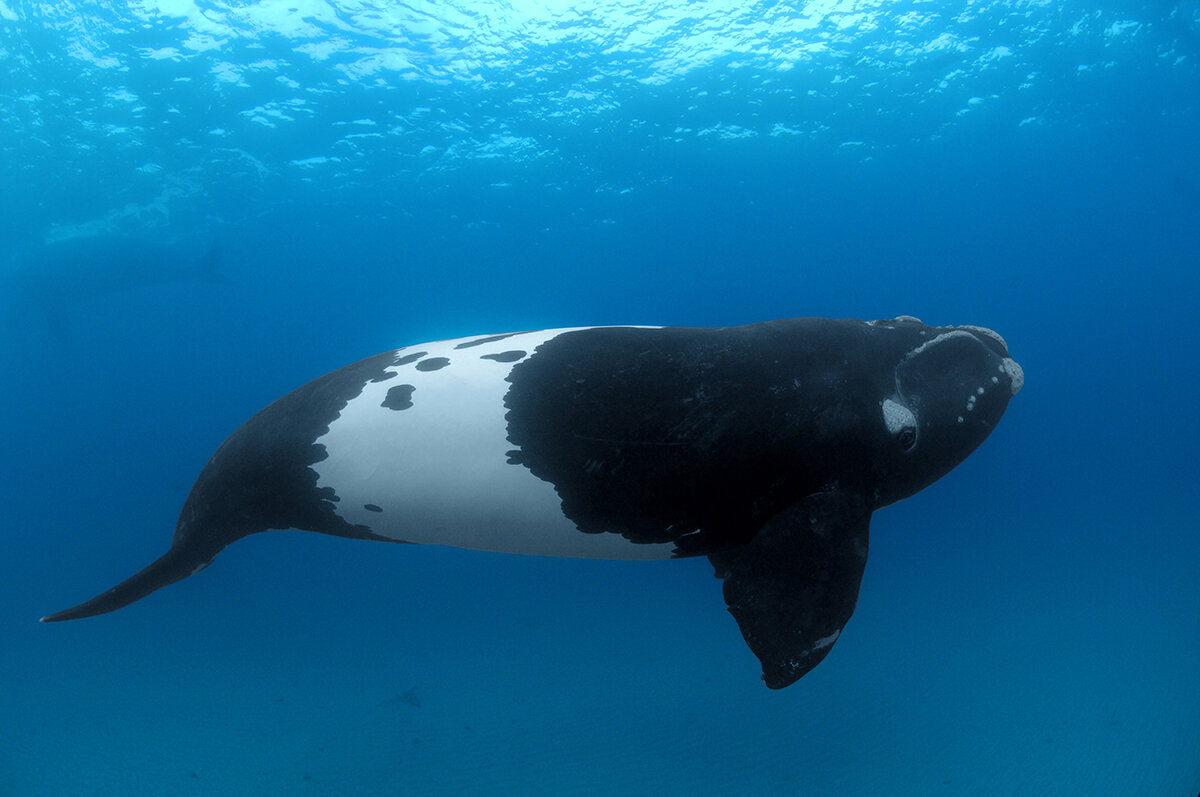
[3, 1, 1199, 794]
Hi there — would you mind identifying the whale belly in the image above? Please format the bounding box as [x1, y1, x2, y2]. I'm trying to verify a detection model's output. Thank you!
[312, 329, 675, 561]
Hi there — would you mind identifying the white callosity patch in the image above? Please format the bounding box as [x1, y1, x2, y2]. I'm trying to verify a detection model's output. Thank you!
[966, 385, 986, 413]
[868, 315, 923, 329]
[958, 324, 1008, 352]
[313, 328, 676, 561]
[902, 328, 980, 359]
[880, 397, 915, 434]
[1000, 357, 1024, 395]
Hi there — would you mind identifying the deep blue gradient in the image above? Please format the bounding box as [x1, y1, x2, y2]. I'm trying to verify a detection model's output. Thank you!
[2, 2, 1199, 794]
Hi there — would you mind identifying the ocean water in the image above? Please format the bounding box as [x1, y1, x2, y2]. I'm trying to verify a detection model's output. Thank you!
[2, 1, 1199, 794]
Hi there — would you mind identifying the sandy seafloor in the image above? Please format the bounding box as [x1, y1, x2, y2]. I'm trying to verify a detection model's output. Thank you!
[2, 1, 1200, 795]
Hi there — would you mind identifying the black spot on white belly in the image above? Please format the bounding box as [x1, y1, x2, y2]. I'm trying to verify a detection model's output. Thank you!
[370, 371, 397, 382]
[454, 332, 524, 349]
[395, 351, 426, 366]
[382, 384, 416, 410]
[481, 350, 526, 363]
[415, 357, 450, 372]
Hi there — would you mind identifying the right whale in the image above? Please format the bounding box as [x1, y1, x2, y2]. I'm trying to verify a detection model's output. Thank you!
[43, 316, 1023, 689]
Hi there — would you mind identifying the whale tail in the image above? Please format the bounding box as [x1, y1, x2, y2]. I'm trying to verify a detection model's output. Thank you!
[40, 541, 220, 622]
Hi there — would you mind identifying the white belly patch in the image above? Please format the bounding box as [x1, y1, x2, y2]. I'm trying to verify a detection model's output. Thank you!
[312, 329, 674, 561]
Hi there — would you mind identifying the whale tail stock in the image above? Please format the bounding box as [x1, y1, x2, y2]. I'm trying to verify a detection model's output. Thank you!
[40, 540, 219, 623]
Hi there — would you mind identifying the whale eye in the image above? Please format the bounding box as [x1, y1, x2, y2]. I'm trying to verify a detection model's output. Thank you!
[898, 427, 917, 451]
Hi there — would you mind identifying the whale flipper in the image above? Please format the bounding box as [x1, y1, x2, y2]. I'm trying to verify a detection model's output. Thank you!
[709, 492, 871, 689]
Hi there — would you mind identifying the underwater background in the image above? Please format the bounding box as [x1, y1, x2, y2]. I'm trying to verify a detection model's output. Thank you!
[2, 1, 1198, 794]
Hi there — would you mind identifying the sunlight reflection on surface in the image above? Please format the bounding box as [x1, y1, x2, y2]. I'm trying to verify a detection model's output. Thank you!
[1, 0, 1195, 236]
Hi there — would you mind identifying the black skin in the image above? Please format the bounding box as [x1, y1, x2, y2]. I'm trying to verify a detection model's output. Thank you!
[42, 317, 1021, 689]
[501, 318, 1019, 687]
[503, 319, 1013, 555]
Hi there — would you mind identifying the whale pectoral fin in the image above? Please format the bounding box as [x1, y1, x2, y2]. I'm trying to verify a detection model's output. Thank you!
[709, 492, 872, 689]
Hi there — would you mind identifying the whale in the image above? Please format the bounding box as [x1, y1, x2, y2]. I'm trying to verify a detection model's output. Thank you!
[42, 316, 1023, 688]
